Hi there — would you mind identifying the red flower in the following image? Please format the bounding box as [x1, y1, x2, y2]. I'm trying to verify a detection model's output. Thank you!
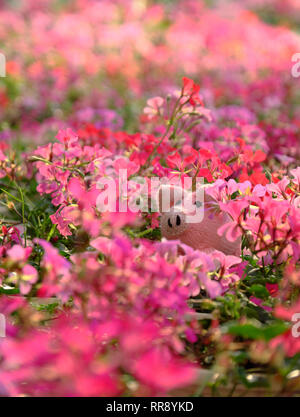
[166, 149, 198, 171]
[182, 77, 203, 106]
[197, 168, 214, 182]
[266, 283, 279, 297]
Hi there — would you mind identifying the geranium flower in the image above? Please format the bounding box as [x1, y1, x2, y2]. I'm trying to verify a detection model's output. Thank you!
[182, 77, 203, 107]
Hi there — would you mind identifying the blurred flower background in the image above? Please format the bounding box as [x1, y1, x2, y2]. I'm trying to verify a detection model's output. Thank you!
[0, 0, 299, 397]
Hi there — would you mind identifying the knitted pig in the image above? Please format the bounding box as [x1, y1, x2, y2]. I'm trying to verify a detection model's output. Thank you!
[158, 184, 241, 256]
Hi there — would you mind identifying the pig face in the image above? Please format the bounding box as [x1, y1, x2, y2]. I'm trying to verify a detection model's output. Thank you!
[158, 184, 241, 256]
[159, 185, 202, 238]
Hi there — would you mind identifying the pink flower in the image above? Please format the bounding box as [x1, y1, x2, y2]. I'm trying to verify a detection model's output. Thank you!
[68, 177, 100, 210]
[7, 245, 32, 262]
[199, 272, 222, 299]
[290, 167, 300, 187]
[56, 128, 78, 147]
[132, 346, 198, 392]
[19, 265, 38, 295]
[266, 176, 290, 198]
[113, 158, 140, 177]
[144, 96, 164, 117]
[50, 206, 80, 237]
[217, 200, 248, 242]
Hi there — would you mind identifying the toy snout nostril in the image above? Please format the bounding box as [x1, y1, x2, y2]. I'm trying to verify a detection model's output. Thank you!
[176, 215, 181, 226]
[167, 218, 172, 228]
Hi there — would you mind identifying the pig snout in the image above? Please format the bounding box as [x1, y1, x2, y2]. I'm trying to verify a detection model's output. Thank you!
[161, 210, 187, 238]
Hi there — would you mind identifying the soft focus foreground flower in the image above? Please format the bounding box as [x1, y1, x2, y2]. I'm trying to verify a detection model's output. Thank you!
[0, 0, 299, 397]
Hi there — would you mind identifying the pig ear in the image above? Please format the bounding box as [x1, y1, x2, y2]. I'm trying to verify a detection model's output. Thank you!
[192, 184, 216, 206]
[203, 184, 217, 203]
[158, 184, 187, 212]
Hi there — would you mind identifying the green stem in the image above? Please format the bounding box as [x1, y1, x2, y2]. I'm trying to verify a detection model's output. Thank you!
[141, 95, 190, 171]
[14, 181, 27, 247]
[47, 223, 57, 241]
[0, 188, 22, 203]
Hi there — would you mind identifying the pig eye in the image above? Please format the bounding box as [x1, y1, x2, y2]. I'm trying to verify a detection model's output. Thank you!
[194, 201, 202, 208]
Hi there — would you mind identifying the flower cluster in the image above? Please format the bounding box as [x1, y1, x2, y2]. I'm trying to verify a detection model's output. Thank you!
[0, 0, 299, 397]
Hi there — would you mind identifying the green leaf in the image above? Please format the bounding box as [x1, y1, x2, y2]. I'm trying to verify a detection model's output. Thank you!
[262, 322, 288, 341]
[249, 284, 269, 300]
[227, 323, 264, 339]
[226, 320, 288, 341]
[0, 286, 19, 295]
